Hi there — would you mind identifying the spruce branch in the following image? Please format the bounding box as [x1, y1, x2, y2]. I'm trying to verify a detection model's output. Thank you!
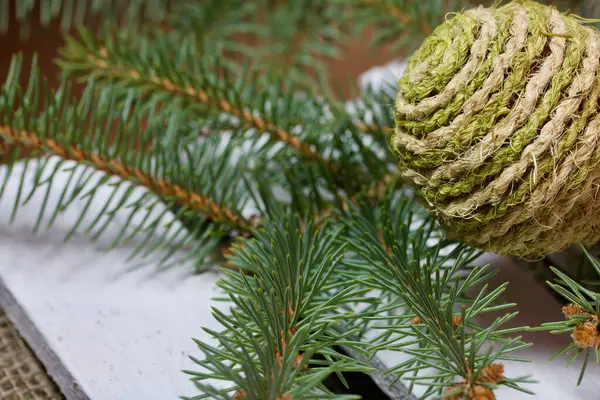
[0, 125, 250, 230]
[166, 0, 348, 94]
[57, 28, 339, 175]
[85, 50, 320, 166]
[166, 0, 261, 59]
[336, 191, 534, 398]
[530, 246, 600, 386]
[338, 0, 470, 52]
[57, 26, 405, 201]
[0, 55, 255, 270]
[1, 0, 188, 34]
[250, 0, 349, 93]
[186, 214, 375, 399]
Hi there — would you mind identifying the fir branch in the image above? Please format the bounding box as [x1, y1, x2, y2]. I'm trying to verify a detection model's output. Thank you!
[0, 54, 250, 231]
[166, 0, 261, 59]
[187, 214, 374, 399]
[336, 191, 533, 398]
[0, 125, 250, 230]
[1, 55, 255, 270]
[57, 28, 339, 175]
[251, 0, 348, 93]
[530, 245, 600, 385]
[58, 26, 405, 199]
[339, 0, 469, 52]
[86, 50, 319, 163]
[1, 0, 187, 34]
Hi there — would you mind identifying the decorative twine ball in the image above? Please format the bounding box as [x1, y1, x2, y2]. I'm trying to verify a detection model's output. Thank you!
[392, 0, 600, 257]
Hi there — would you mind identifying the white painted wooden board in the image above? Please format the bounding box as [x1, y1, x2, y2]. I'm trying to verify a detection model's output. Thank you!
[1, 62, 600, 400]
[0, 158, 232, 399]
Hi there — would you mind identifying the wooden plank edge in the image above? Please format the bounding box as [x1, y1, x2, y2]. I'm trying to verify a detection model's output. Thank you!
[343, 346, 416, 400]
[0, 274, 90, 400]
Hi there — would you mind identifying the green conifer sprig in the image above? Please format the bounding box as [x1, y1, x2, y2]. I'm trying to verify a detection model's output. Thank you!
[181, 185, 537, 399]
[0, 49, 399, 273]
[530, 246, 600, 386]
[56, 25, 402, 197]
[166, 0, 261, 60]
[57, 27, 339, 173]
[186, 215, 376, 400]
[0, 55, 257, 269]
[248, 0, 349, 93]
[335, 0, 470, 53]
[334, 191, 535, 398]
[1, 0, 188, 34]
[8, 1, 597, 398]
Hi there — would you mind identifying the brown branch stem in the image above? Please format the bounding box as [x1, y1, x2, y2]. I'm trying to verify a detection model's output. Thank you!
[88, 51, 338, 174]
[0, 139, 10, 154]
[0, 124, 253, 231]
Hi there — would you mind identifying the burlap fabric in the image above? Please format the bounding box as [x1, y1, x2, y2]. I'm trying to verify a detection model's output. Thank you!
[0, 308, 63, 400]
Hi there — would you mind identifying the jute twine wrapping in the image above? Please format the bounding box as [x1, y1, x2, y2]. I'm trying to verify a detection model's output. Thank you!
[393, 0, 600, 257]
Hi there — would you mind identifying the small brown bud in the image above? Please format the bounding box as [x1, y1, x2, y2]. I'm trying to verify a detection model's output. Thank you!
[453, 315, 463, 328]
[293, 353, 306, 369]
[410, 316, 422, 324]
[443, 384, 496, 400]
[572, 321, 599, 349]
[222, 246, 235, 258]
[562, 304, 588, 318]
[232, 390, 248, 400]
[470, 385, 495, 400]
[478, 363, 504, 384]
[442, 384, 464, 399]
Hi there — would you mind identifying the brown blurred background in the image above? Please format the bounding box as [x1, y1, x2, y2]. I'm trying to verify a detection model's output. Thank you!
[0, 2, 399, 99]
[1, 0, 591, 99]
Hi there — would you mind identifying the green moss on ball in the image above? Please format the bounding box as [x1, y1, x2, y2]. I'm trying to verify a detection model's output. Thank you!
[393, 0, 600, 257]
